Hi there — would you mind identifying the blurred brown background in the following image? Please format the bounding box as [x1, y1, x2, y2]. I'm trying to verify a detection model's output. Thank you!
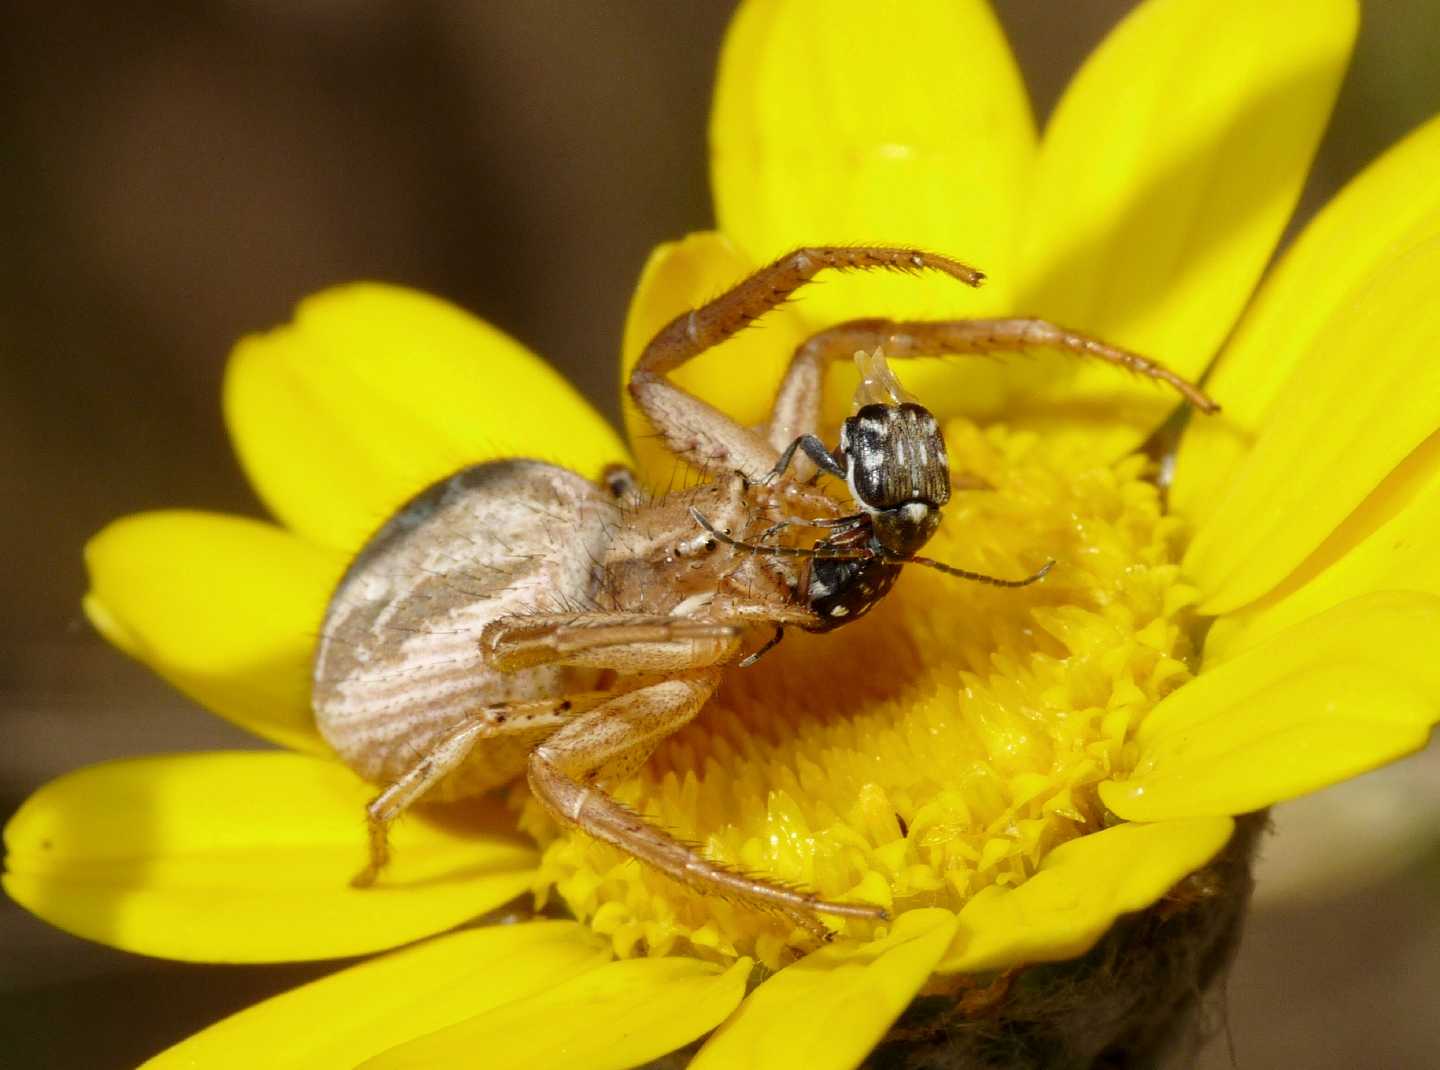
[3, 2, 1439, 1066]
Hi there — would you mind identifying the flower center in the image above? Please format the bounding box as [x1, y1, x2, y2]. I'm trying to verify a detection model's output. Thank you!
[520, 419, 1200, 969]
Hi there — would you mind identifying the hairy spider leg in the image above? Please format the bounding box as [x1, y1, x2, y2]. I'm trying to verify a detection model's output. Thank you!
[352, 691, 611, 887]
[767, 316, 1219, 471]
[482, 612, 741, 674]
[527, 669, 884, 937]
[629, 246, 984, 482]
[480, 601, 884, 931]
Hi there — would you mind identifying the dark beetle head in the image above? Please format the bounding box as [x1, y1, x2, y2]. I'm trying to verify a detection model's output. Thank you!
[804, 552, 901, 630]
[838, 400, 951, 558]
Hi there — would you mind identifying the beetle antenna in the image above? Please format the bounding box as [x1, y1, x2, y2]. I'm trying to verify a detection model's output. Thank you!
[899, 555, 1055, 588]
[690, 508, 872, 561]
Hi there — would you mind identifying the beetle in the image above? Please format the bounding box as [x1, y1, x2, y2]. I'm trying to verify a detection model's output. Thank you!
[312, 245, 1217, 935]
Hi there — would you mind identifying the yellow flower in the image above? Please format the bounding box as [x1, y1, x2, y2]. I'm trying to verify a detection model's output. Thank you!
[6, 0, 1440, 1066]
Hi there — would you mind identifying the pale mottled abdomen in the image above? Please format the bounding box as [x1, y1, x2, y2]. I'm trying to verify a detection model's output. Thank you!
[313, 459, 617, 798]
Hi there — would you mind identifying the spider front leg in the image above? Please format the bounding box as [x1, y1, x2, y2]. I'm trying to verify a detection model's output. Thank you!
[526, 669, 884, 937]
[629, 246, 983, 481]
[766, 315, 1218, 460]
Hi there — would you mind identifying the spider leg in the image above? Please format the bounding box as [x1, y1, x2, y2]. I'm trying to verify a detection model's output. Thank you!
[351, 692, 606, 887]
[767, 316, 1217, 462]
[527, 669, 885, 936]
[630, 246, 983, 481]
[481, 611, 742, 674]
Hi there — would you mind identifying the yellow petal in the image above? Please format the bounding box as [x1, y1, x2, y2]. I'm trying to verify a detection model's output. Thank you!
[1013, 0, 1356, 442]
[143, 922, 610, 1070]
[1205, 430, 1440, 659]
[937, 817, 1233, 973]
[3, 752, 537, 962]
[1100, 592, 1440, 822]
[620, 232, 809, 484]
[1184, 237, 1440, 614]
[692, 909, 956, 1070]
[225, 283, 629, 553]
[84, 511, 345, 753]
[711, 0, 1034, 333]
[365, 955, 750, 1070]
[1174, 112, 1440, 518]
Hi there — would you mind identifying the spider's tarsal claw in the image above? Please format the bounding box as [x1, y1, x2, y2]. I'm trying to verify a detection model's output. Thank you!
[350, 866, 378, 889]
[813, 897, 890, 922]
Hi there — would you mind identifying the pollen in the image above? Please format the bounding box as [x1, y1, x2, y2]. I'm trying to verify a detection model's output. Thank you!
[519, 419, 1200, 969]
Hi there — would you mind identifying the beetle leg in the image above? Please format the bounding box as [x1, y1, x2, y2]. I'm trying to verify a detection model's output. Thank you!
[738, 625, 786, 668]
[630, 246, 982, 481]
[351, 692, 605, 887]
[527, 670, 885, 936]
[769, 318, 1217, 455]
[482, 612, 742, 674]
[767, 432, 846, 484]
[755, 512, 866, 543]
